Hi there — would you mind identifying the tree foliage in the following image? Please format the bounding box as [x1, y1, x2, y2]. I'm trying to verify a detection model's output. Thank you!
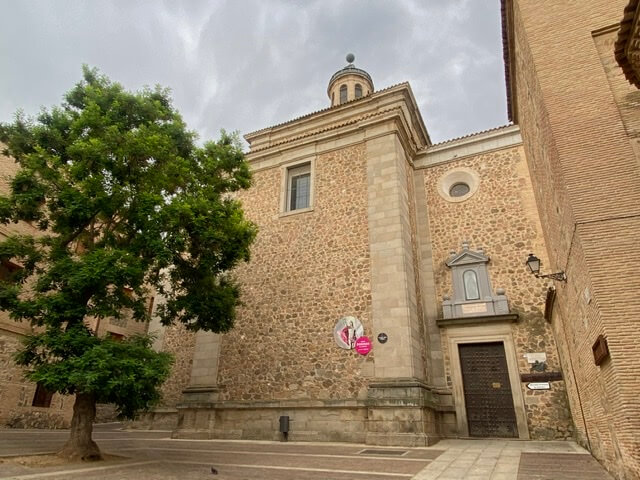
[0, 66, 257, 422]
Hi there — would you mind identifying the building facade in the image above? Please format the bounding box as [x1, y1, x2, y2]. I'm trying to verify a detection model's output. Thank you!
[147, 62, 574, 445]
[0, 2, 637, 480]
[502, 1, 640, 479]
[142, 4, 640, 480]
[0, 149, 150, 427]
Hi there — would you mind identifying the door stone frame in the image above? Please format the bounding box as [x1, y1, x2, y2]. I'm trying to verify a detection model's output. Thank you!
[446, 323, 529, 439]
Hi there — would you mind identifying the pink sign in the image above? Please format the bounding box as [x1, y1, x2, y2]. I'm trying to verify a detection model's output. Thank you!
[354, 336, 372, 355]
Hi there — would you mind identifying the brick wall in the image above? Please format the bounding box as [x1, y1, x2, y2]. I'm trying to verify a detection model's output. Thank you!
[511, 1, 640, 477]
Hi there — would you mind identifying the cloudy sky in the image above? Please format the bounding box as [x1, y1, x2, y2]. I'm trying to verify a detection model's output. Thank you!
[1, 0, 508, 147]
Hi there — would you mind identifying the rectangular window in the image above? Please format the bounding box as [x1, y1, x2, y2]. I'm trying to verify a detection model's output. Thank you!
[287, 163, 311, 211]
[0, 260, 22, 282]
[108, 332, 125, 341]
[32, 383, 53, 408]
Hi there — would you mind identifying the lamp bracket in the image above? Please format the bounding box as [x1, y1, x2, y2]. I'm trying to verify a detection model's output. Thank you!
[535, 271, 567, 282]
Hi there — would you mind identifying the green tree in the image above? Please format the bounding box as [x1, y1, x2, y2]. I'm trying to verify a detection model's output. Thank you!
[0, 67, 257, 461]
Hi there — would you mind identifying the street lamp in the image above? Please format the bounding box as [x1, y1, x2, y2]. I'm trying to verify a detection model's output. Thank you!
[526, 253, 567, 282]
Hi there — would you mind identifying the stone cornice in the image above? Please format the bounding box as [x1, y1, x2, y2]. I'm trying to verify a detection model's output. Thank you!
[245, 84, 430, 166]
[414, 124, 521, 169]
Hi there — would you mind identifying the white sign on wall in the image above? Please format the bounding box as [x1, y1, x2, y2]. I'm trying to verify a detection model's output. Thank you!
[524, 352, 547, 364]
[527, 382, 551, 390]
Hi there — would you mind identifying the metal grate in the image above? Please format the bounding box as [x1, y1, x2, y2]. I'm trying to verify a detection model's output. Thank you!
[358, 449, 408, 456]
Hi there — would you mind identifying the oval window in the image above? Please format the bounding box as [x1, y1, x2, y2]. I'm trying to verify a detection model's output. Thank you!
[449, 182, 470, 197]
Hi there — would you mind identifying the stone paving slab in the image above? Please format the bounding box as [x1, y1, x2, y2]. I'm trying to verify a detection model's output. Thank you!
[0, 426, 436, 479]
[0, 427, 616, 480]
[411, 439, 613, 480]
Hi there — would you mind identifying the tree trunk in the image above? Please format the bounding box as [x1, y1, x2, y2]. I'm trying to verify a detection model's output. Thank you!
[58, 393, 102, 461]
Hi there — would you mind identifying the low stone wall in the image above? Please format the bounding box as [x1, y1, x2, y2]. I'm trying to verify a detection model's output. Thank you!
[129, 408, 179, 431]
[173, 401, 369, 443]
[5, 409, 69, 429]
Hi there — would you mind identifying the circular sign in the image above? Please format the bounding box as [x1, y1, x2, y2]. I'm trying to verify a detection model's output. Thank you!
[354, 336, 372, 355]
[333, 316, 363, 350]
[377, 333, 388, 344]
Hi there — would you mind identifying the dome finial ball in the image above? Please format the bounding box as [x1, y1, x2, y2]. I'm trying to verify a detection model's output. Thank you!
[346, 53, 355, 63]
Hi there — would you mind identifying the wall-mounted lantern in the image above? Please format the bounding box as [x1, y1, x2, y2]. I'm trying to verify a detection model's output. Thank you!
[526, 253, 567, 282]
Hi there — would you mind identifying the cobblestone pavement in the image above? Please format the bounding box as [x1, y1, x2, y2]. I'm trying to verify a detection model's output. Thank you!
[0, 425, 614, 480]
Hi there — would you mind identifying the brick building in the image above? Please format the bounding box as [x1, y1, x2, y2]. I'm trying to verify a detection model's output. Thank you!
[501, 1, 640, 478]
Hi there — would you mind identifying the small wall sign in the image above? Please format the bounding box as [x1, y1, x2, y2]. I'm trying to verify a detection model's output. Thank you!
[527, 382, 551, 390]
[354, 336, 372, 355]
[524, 352, 547, 364]
[377, 333, 388, 344]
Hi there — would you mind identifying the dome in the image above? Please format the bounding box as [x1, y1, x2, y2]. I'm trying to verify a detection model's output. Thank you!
[327, 54, 374, 106]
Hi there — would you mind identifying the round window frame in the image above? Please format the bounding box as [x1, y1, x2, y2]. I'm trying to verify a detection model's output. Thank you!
[437, 167, 480, 203]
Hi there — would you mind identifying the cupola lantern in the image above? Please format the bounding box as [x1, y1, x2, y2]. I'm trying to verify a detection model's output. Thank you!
[327, 54, 374, 106]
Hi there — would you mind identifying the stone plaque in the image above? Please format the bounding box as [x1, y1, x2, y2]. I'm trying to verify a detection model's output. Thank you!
[524, 352, 547, 364]
[461, 303, 487, 314]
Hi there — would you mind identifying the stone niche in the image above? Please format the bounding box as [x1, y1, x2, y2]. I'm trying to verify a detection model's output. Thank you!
[441, 242, 509, 319]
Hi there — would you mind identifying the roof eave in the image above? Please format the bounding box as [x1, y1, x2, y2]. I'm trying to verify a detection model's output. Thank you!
[501, 0, 517, 123]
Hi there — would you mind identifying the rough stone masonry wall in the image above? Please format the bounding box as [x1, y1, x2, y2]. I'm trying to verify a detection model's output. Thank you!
[0, 147, 73, 428]
[513, 2, 640, 478]
[422, 145, 573, 440]
[158, 323, 196, 407]
[217, 143, 373, 403]
[0, 330, 71, 428]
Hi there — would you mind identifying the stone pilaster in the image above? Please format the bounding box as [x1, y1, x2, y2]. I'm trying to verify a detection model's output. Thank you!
[173, 330, 221, 438]
[365, 133, 422, 380]
[364, 132, 437, 445]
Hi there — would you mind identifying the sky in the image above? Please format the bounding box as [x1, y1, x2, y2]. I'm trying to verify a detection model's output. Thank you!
[0, 0, 508, 147]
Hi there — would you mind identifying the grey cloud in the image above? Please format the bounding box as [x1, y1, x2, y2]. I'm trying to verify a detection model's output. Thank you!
[0, 0, 507, 146]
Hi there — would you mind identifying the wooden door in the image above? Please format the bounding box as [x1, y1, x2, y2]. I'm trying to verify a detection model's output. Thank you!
[459, 342, 518, 437]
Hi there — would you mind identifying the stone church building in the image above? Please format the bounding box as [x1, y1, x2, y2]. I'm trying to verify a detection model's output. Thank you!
[141, 1, 640, 479]
[0, 1, 638, 480]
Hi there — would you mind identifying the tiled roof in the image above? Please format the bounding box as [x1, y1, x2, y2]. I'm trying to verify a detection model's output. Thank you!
[429, 123, 515, 148]
[247, 106, 404, 154]
[244, 82, 409, 139]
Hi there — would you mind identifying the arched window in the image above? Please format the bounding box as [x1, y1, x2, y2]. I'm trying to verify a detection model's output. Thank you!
[339, 84, 348, 103]
[463, 270, 480, 300]
[355, 84, 362, 98]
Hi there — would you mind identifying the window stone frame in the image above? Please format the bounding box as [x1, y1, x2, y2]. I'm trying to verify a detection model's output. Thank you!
[280, 158, 315, 217]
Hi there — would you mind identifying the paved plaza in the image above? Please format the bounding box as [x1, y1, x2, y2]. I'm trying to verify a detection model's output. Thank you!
[0, 424, 613, 479]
